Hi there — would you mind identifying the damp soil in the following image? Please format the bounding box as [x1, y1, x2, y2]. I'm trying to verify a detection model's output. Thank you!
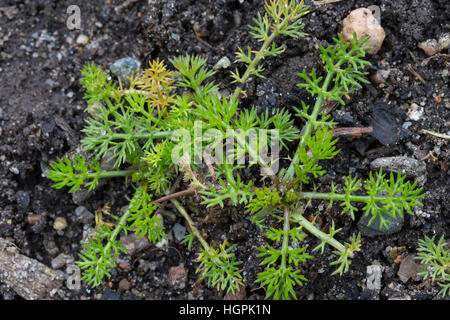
[0, 0, 449, 300]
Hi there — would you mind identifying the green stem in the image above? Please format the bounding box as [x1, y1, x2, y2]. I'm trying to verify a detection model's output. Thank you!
[231, 31, 279, 101]
[170, 199, 211, 254]
[91, 170, 134, 179]
[298, 191, 372, 203]
[280, 207, 291, 269]
[290, 209, 350, 257]
[99, 200, 135, 265]
[107, 131, 172, 141]
[283, 55, 348, 183]
[231, 11, 294, 102]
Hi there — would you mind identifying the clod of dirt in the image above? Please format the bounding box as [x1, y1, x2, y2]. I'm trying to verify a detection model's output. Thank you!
[16, 190, 30, 209]
[397, 255, 423, 283]
[342, 8, 385, 54]
[167, 265, 187, 290]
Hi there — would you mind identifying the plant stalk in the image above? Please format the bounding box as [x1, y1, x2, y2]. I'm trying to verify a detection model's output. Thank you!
[170, 199, 211, 254]
[283, 54, 349, 182]
[291, 209, 351, 257]
[281, 207, 291, 269]
[81, 170, 134, 180]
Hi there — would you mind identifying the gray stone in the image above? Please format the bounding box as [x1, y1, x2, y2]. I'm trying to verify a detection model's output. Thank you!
[110, 57, 141, 84]
[370, 156, 426, 178]
[101, 288, 120, 300]
[358, 190, 405, 237]
[74, 206, 94, 224]
[398, 255, 423, 283]
[118, 279, 130, 291]
[72, 188, 91, 205]
[43, 236, 59, 257]
[160, 210, 177, 223]
[213, 56, 231, 70]
[51, 253, 74, 269]
[173, 223, 186, 242]
[16, 191, 30, 209]
[121, 234, 150, 256]
[358, 212, 404, 237]
[366, 265, 383, 291]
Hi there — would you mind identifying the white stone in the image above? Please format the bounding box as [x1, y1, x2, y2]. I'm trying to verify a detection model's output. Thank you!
[76, 34, 89, 46]
[407, 103, 424, 121]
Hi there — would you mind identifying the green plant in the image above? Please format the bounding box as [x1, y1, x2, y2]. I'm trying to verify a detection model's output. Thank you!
[46, 0, 424, 299]
[416, 235, 450, 297]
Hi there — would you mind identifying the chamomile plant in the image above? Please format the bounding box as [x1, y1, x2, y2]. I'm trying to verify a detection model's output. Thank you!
[46, 0, 424, 299]
[416, 235, 449, 297]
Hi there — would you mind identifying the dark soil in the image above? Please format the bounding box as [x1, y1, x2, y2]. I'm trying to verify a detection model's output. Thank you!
[0, 0, 449, 300]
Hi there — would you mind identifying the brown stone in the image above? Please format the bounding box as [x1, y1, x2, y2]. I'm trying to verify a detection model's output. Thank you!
[224, 285, 246, 300]
[168, 265, 187, 290]
[342, 8, 386, 54]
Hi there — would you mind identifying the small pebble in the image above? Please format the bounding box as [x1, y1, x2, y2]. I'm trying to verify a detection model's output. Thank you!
[110, 57, 141, 84]
[76, 34, 89, 46]
[51, 253, 74, 269]
[438, 33, 450, 50]
[53, 217, 68, 231]
[167, 266, 187, 290]
[224, 285, 246, 300]
[16, 190, 30, 208]
[407, 103, 424, 121]
[342, 8, 385, 55]
[74, 206, 94, 224]
[213, 56, 231, 70]
[121, 234, 150, 255]
[397, 255, 422, 283]
[118, 261, 130, 270]
[418, 39, 442, 57]
[118, 279, 130, 291]
[173, 223, 186, 242]
[371, 69, 390, 84]
[27, 214, 42, 225]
